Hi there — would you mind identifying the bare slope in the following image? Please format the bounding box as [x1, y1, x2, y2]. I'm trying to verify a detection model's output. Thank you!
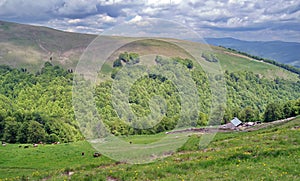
[0, 20, 95, 71]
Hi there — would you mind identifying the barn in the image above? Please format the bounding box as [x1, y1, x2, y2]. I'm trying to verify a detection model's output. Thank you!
[231, 117, 242, 127]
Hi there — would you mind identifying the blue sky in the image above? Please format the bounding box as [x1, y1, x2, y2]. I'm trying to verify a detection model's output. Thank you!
[0, 0, 299, 42]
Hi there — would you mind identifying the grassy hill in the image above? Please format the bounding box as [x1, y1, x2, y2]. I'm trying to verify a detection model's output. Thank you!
[0, 116, 299, 180]
[0, 20, 95, 72]
[0, 20, 299, 81]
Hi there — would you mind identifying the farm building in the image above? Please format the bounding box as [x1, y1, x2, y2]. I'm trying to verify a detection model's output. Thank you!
[219, 117, 242, 130]
[231, 117, 242, 127]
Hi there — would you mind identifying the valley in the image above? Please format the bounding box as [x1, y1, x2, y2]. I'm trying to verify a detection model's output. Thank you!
[0, 20, 299, 180]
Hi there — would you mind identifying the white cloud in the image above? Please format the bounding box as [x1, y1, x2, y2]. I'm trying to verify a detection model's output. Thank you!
[142, 7, 161, 15]
[100, 14, 117, 23]
[146, 0, 182, 6]
[129, 15, 143, 23]
[68, 19, 82, 24]
[127, 15, 150, 26]
[194, 8, 232, 21]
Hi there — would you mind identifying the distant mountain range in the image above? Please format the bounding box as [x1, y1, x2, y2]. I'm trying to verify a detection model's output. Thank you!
[205, 37, 300, 67]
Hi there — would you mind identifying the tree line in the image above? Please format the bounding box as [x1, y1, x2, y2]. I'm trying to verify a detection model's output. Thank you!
[224, 47, 300, 75]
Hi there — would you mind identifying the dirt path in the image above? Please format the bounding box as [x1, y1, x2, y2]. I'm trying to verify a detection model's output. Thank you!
[166, 127, 231, 134]
[166, 117, 296, 134]
[223, 51, 266, 64]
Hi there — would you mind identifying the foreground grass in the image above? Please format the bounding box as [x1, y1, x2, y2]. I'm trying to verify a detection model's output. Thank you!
[0, 117, 299, 180]
[0, 141, 112, 180]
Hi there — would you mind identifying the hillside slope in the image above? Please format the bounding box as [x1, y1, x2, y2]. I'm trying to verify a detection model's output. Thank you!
[1, 116, 298, 180]
[0, 20, 95, 72]
[0, 20, 299, 81]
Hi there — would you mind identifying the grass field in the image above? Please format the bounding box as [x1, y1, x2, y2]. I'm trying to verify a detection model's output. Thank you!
[0, 141, 112, 180]
[216, 51, 298, 80]
[119, 133, 167, 144]
[0, 117, 299, 180]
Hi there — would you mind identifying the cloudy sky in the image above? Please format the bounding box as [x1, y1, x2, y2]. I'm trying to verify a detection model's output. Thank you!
[0, 0, 299, 42]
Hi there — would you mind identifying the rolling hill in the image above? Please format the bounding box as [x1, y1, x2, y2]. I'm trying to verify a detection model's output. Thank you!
[0, 20, 95, 72]
[0, 20, 298, 80]
[0, 20, 300, 180]
[205, 37, 300, 68]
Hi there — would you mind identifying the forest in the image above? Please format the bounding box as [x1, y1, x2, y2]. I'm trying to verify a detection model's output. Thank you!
[94, 53, 300, 135]
[0, 63, 82, 143]
[0, 53, 300, 143]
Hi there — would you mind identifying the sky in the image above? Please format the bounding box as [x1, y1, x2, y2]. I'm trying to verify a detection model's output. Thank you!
[0, 0, 299, 42]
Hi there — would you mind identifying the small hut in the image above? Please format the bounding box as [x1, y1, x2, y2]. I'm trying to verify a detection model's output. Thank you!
[219, 117, 242, 130]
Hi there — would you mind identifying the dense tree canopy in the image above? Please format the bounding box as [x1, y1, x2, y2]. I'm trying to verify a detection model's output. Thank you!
[0, 53, 299, 143]
[0, 63, 82, 143]
[94, 55, 300, 135]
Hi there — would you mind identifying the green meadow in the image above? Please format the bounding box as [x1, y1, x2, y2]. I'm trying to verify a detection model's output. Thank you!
[1, 117, 299, 180]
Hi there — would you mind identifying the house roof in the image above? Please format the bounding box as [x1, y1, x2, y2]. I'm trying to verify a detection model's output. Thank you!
[231, 117, 242, 126]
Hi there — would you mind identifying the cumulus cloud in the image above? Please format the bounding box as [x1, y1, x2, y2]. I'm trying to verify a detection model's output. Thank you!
[68, 19, 82, 24]
[0, 0, 62, 21]
[0, 0, 299, 41]
[55, 0, 98, 17]
[128, 15, 143, 23]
